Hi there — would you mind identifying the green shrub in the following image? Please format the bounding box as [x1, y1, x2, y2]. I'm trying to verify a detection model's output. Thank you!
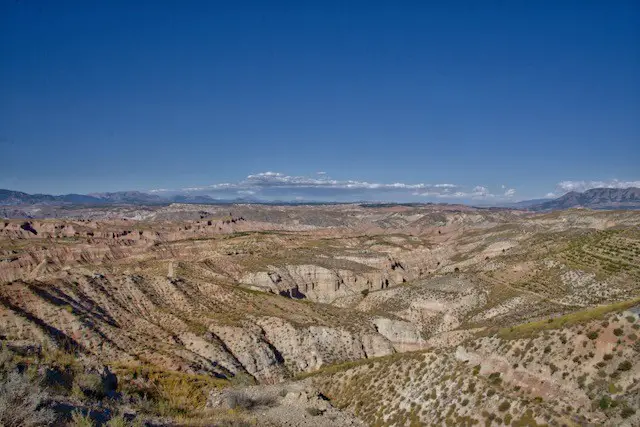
[599, 395, 611, 410]
[498, 401, 510, 412]
[586, 331, 599, 340]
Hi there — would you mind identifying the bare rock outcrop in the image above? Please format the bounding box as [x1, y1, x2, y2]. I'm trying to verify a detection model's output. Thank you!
[210, 324, 289, 384]
[241, 264, 405, 303]
[371, 317, 427, 352]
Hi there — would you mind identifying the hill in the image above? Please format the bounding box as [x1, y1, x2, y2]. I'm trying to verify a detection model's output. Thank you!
[0, 204, 639, 425]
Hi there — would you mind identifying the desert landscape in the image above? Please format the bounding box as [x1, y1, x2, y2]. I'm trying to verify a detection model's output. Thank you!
[1, 199, 639, 426]
[2, 2, 639, 425]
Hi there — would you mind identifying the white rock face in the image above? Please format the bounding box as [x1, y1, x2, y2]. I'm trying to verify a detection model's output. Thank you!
[210, 325, 289, 384]
[360, 333, 398, 358]
[241, 264, 409, 303]
[372, 317, 427, 352]
[255, 316, 395, 374]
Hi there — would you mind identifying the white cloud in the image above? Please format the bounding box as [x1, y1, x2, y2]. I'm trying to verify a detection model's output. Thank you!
[418, 185, 509, 200]
[545, 192, 557, 198]
[149, 171, 519, 202]
[243, 172, 432, 190]
[472, 186, 489, 194]
[556, 179, 640, 193]
[435, 192, 467, 198]
[207, 183, 236, 190]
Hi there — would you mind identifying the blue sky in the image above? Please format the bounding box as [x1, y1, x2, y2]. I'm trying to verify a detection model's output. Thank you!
[1, 1, 638, 202]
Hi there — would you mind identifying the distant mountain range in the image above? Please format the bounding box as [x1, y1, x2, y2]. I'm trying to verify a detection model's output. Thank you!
[0, 189, 229, 206]
[501, 198, 554, 209]
[526, 187, 640, 211]
[1, 187, 639, 210]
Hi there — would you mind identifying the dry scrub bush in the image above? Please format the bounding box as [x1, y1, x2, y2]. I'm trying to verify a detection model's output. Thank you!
[69, 410, 94, 427]
[225, 390, 276, 410]
[0, 371, 56, 427]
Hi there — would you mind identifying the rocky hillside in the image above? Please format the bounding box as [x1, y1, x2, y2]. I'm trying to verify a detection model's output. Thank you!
[310, 302, 640, 426]
[0, 204, 639, 425]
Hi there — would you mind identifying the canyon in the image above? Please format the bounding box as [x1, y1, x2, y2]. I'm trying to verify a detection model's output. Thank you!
[1, 203, 639, 426]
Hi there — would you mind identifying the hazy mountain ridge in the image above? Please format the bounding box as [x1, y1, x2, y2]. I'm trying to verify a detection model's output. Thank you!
[2, 187, 640, 210]
[529, 187, 640, 211]
[0, 189, 235, 206]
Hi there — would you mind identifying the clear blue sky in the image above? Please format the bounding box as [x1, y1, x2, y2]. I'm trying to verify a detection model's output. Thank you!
[1, 0, 638, 201]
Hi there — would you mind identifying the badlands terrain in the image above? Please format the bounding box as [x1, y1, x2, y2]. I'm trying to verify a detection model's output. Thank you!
[1, 203, 639, 426]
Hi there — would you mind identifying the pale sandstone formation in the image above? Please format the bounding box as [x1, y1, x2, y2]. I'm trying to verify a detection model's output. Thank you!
[371, 317, 426, 352]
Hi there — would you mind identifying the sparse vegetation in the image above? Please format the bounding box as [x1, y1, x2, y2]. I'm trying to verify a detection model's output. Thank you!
[498, 297, 640, 340]
[70, 411, 94, 427]
[306, 407, 324, 416]
[1, 205, 639, 426]
[617, 360, 632, 371]
[621, 407, 636, 418]
[498, 401, 511, 412]
[0, 370, 55, 427]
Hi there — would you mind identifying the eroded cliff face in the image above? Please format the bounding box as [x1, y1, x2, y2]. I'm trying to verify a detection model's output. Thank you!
[241, 264, 403, 303]
[255, 317, 395, 373]
[239, 255, 433, 303]
[371, 317, 427, 352]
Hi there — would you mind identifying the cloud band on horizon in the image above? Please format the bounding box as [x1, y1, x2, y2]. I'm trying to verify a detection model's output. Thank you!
[149, 171, 517, 202]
